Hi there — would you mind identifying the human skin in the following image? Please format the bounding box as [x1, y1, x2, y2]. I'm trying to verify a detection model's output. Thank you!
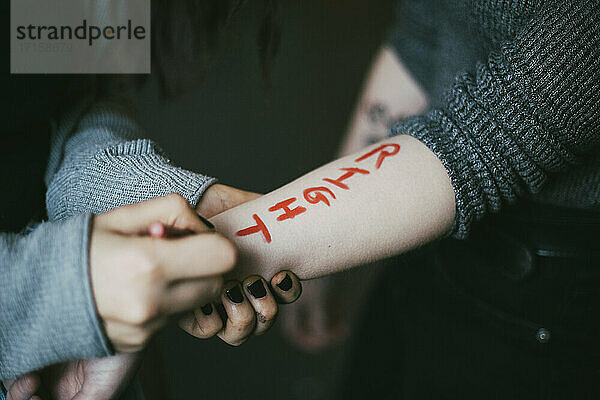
[211, 133, 455, 282]
[3, 189, 303, 400]
[182, 183, 303, 345]
[2, 47, 437, 400]
[91, 188, 302, 351]
[89, 194, 236, 353]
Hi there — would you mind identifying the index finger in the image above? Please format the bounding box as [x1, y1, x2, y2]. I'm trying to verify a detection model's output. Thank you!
[98, 193, 211, 235]
[148, 233, 237, 280]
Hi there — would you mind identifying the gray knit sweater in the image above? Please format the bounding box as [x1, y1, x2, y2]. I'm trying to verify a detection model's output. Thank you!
[2, 0, 599, 380]
[389, 0, 600, 238]
[0, 103, 215, 379]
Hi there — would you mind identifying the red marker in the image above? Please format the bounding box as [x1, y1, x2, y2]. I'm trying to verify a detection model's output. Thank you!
[147, 222, 196, 238]
[148, 221, 166, 238]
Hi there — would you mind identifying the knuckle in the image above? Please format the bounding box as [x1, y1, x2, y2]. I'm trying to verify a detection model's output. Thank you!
[259, 305, 278, 322]
[184, 312, 223, 339]
[212, 317, 224, 333]
[135, 255, 165, 283]
[136, 328, 153, 346]
[132, 248, 155, 272]
[220, 334, 246, 347]
[201, 322, 222, 338]
[168, 193, 188, 209]
[233, 311, 255, 328]
[126, 326, 153, 347]
[192, 330, 212, 339]
[127, 299, 158, 325]
[195, 329, 216, 339]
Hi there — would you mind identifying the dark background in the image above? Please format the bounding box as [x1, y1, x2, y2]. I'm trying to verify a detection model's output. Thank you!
[135, 1, 396, 399]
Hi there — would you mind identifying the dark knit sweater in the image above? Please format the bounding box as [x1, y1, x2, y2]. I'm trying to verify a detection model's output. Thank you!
[388, 0, 600, 238]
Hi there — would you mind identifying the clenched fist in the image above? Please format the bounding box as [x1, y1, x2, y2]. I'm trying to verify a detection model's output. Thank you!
[90, 193, 236, 352]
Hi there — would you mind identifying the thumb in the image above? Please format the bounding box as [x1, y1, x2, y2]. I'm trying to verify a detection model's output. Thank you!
[96, 194, 211, 235]
[146, 232, 237, 280]
[197, 184, 262, 218]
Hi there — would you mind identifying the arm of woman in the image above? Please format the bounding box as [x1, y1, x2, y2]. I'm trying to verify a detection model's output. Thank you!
[212, 134, 455, 280]
[215, 0, 600, 282]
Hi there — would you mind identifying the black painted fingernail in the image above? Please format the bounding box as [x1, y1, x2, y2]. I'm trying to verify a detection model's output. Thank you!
[226, 285, 244, 303]
[198, 215, 215, 230]
[276, 274, 292, 291]
[201, 304, 213, 315]
[247, 279, 267, 299]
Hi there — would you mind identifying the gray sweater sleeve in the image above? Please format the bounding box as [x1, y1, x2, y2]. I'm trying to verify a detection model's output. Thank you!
[390, 1, 600, 238]
[0, 103, 215, 379]
[45, 102, 216, 221]
[0, 214, 112, 379]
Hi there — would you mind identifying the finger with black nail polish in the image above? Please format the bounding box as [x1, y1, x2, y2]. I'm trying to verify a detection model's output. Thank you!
[218, 281, 255, 346]
[247, 279, 267, 298]
[271, 271, 302, 304]
[243, 275, 278, 335]
[178, 303, 223, 339]
[226, 284, 244, 304]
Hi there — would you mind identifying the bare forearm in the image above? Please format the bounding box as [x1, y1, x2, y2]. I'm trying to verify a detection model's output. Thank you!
[211, 134, 454, 280]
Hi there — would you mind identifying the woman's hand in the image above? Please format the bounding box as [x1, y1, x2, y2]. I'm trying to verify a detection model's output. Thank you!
[90, 194, 237, 353]
[179, 271, 301, 346]
[183, 184, 303, 346]
[4, 353, 141, 400]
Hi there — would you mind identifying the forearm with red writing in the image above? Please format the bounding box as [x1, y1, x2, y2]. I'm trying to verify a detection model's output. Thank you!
[211, 134, 455, 281]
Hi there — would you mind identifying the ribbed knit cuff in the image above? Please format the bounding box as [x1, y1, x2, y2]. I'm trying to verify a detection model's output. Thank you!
[44, 214, 113, 358]
[101, 138, 218, 208]
[47, 137, 216, 221]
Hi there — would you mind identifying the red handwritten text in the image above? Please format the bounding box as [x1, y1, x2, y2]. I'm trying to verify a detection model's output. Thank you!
[236, 142, 401, 244]
[355, 143, 400, 169]
[303, 186, 336, 207]
[268, 198, 307, 221]
[323, 167, 369, 190]
[236, 214, 272, 243]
